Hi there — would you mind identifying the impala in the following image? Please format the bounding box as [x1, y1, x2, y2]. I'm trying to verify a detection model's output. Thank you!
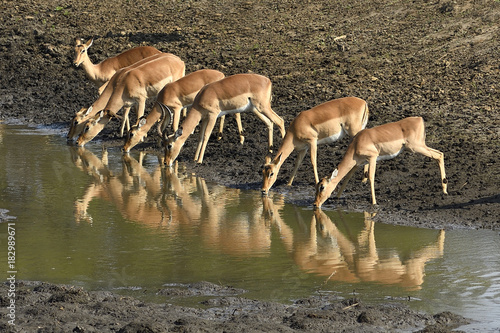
[67, 68, 123, 142]
[163, 73, 286, 166]
[76, 53, 185, 146]
[123, 69, 244, 152]
[261, 97, 369, 195]
[67, 53, 175, 142]
[313, 117, 448, 208]
[74, 38, 161, 92]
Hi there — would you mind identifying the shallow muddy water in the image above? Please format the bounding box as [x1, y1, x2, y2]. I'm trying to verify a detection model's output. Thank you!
[0, 123, 499, 331]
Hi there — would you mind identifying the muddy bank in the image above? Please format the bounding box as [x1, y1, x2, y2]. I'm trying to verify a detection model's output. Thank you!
[0, 281, 470, 332]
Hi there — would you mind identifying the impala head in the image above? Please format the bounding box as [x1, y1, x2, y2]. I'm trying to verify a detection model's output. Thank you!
[261, 153, 282, 195]
[313, 169, 338, 209]
[67, 107, 93, 142]
[123, 117, 148, 153]
[74, 38, 93, 67]
[163, 127, 183, 167]
[76, 110, 115, 147]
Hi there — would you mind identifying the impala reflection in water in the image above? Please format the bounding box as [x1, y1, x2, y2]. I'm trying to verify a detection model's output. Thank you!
[71, 148, 273, 255]
[307, 210, 444, 290]
[70, 147, 445, 290]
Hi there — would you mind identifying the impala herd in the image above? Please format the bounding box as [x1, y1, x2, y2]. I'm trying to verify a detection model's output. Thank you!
[68, 38, 448, 208]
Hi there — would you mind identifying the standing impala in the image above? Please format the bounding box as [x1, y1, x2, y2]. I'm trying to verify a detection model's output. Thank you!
[313, 117, 448, 208]
[76, 53, 185, 146]
[123, 69, 244, 152]
[67, 53, 179, 142]
[74, 38, 161, 93]
[261, 97, 369, 195]
[163, 73, 286, 166]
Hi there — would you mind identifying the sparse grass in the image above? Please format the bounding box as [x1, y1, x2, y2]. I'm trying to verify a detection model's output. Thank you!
[55, 5, 70, 16]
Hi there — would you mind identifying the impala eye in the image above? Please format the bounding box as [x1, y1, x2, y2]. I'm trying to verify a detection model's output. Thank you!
[319, 185, 325, 192]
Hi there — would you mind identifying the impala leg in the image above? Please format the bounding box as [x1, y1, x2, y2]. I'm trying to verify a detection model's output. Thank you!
[251, 109, 274, 153]
[336, 165, 359, 199]
[126, 112, 130, 133]
[413, 146, 448, 195]
[288, 149, 307, 186]
[361, 164, 369, 183]
[196, 116, 218, 164]
[258, 104, 286, 138]
[172, 106, 182, 132]
[368, 157, 378, 205]
[120, 106, 132, 137]
[136, 97, 146, 123]
[98, 81, 108, 95]
[309, 140, 319, 184]
[235, 113, 244, 145]
[194, 118, 208, 161]
[217, 115, 225, 141]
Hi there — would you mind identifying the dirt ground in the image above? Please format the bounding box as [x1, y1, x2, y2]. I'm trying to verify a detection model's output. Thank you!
[0, 0, 498, 331]
[1, 281, 471, 332]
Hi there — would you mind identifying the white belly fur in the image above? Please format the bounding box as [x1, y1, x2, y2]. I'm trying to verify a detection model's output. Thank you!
[218, 98, 253, 118]
[377, 147, 404, 162]
[317, 129, 346, 145]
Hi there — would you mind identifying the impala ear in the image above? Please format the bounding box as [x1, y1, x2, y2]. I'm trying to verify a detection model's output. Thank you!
[90, 110, 103, 124]
[95, 110, 104, 120]
[329, 169, 338, 180]
[85, 38, 93, 48]
[76, 107, 87, 116]
[174, 127, 183, 140]
[75, 38, 82, 45]
[264, 154, 272, 165]
[84, 106, 93, 117]
[138, 117, 147, 128]
[276, 152, 283, 165]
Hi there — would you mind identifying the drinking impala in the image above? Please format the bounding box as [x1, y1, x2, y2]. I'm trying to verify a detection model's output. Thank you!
[163, 73, 286, 166]
[314, 117, 448, 208]
[67, 53, 179, 142]
[261, 97, 369, 195]
[76, 53, 185, 146]
[123, 69, 244, 152]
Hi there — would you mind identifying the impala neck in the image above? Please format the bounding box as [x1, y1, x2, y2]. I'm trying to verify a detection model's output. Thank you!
[329, 148, 358, 189]
[177, 108, 203, 142]
[79, 54, 101, 83]
[83, 86, 114, 121]
[272, 133, 295, 167]
[103, 85, 126, 115]
[143, 108, 162, 131]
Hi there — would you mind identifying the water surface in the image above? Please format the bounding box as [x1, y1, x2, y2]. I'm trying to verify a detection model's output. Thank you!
[0, 124, 498, 331]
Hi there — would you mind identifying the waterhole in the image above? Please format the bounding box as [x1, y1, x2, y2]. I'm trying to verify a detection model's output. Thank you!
[0, 123, 498, 331]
